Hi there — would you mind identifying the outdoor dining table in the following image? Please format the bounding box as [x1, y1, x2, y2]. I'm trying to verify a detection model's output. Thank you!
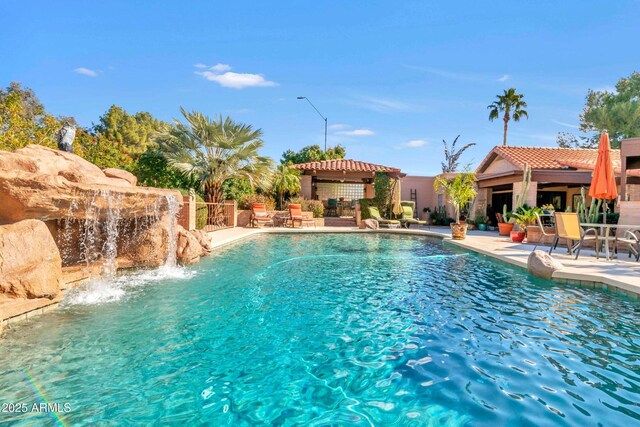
[580, 222, 640, 260]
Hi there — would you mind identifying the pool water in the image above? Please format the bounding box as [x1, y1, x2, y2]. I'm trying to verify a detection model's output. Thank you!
[1, 233, 639, 426]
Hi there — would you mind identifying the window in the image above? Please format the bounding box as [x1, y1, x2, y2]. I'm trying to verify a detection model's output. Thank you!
[315, 183, 364, 201]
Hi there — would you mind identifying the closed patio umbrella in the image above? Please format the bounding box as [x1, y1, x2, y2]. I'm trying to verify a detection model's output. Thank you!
[392, 179, 403, 216]
[588, 131, 618, 224]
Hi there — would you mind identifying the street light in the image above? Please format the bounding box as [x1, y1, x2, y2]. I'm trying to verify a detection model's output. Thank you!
[297, 96, 328, 152]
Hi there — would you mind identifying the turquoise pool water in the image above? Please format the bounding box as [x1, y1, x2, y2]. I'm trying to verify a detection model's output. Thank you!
[1, 233, 639, 426]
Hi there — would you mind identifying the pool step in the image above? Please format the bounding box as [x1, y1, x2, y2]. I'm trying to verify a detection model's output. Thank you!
[323, 217, 357, 227]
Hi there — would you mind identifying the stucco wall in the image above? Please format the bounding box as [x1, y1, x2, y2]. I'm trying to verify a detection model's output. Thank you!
[401, 176, 438, 219]
[484, 157, 518, 174]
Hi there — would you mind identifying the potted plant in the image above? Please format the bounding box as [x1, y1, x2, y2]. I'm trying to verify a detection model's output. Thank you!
[474, 210, 488, 231]
[434, 171, 477, 240]
[497, 204, 514, 236]
[511, 207, 541, 243]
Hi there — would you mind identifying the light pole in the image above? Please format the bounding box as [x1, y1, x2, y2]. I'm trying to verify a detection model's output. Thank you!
[297, 96, 327, 152]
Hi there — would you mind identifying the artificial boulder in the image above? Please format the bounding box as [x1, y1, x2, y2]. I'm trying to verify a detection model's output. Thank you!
[103, 168, 138, 186]
[121, 218, 171, 268]
[190, 229, 212, 253]
[176, 226, 204, 265]
[0, 220, 62, 299]
[0, 144, 181, 224]
[527, 250, 564, 280]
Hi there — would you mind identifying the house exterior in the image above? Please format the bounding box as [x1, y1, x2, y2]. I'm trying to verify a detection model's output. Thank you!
[475, 146, 640, 219]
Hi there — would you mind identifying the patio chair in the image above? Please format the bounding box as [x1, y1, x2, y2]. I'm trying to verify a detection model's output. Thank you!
[550, 212, 599, 259]
[327, 199, 338, 217]
[531, 212, 556, 251]
[368, 206, 401, 228]
[288, 203, 304, 228]
[612, 210, 640, 261]
[398, 201, 428, 229]
[250, 203, 274, 228]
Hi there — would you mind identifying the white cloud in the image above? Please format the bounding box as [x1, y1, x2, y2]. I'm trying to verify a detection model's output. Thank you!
[195, 64, 277, 89]
[329, 123, 349, 131]
[404, 139, 429, 148]
[74, 67, 97, 77]
[335, 129, 375, 136]
[497, 74, 510, 82]
[210, 63, 232, 72]
[552, 119, 579, 129]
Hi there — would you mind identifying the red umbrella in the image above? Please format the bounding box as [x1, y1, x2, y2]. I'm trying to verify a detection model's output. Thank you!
[588, 131, 617, 223]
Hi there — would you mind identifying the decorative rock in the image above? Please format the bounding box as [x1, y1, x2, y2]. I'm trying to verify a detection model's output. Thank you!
[361, 218, 379, 230]
[527, 250, 564, 280]
[0, 220, 62, 299]
[0, 144, 181, 223]
[176, 226, 203, 265]
[103, 168, 138, 186]
[190, 229, 212, 252]
[121, 218, 170, 268]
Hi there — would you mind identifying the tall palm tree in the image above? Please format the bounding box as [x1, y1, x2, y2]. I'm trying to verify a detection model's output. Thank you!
[271, 164, 301, 209]
[487, 88, 529, 146]
[158, 108, 273, 225]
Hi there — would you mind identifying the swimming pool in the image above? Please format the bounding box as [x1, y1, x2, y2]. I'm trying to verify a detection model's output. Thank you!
[1, 233, 639, 426]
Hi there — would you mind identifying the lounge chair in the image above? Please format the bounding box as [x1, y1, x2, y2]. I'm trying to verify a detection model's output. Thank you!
[368, 206, 401, 228]
[250, 203, 274, 228]
[398, 201, 428, 229]
[550, 212, 598, 259]
[327, 199, 338, 217]
[288, 203, 304, 228]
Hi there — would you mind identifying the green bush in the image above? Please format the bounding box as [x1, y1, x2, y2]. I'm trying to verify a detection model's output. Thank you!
[285, 197, 324, 218]
[359, 198, 375, 220]
[238, 193, 276, 211]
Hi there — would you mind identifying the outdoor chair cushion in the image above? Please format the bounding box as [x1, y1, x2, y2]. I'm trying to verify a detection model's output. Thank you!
[368, 206, 400, 224]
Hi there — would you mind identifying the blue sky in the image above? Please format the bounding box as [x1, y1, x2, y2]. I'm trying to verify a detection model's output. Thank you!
[2, 1, 639, 175]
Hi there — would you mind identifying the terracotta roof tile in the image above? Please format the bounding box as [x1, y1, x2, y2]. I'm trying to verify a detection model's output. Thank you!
[477, 146, 622, 173]
[291, 159, 401, 173]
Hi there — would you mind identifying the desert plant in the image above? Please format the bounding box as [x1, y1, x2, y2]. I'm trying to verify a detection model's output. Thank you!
[441, 135, 476, 173]
[433, 171, 477, 224]
[511, 206, 541, 232]
[576, 186, 602, 223]
[514, 163, 531, 211]
[238, 193, 276, 211]
[474, 210, 488, 225]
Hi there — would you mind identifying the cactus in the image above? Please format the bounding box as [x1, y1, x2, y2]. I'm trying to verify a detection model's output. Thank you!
[576, 186, 601, 223]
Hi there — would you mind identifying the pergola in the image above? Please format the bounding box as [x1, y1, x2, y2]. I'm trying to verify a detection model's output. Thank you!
[291, 159, 405, 203]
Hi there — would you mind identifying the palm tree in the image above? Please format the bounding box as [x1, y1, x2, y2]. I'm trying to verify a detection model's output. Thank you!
[271, 164, 301, 209]
[158, 108, 273, 225]
[441, 135, 476, 173]
[487, 88, 529, 146]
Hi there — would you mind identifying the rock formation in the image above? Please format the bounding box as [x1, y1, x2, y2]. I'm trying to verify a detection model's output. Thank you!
[527, 250, 564, 280]
[0, 220, 63, 299]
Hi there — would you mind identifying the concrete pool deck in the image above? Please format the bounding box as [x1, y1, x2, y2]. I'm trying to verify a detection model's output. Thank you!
[3, 225, 639, 330]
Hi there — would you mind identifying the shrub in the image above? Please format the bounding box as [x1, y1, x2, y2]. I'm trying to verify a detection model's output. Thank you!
[285, 197, 324, 218]
[238, 193, 276, 211]
[359, 198, 375, 220]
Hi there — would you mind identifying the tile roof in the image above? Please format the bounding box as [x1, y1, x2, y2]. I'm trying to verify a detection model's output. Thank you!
[291, 159, 401, 173]
[477, 146, 622, 173]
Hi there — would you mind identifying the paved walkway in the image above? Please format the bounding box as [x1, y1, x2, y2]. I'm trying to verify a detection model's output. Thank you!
[208, 225, 640, 297]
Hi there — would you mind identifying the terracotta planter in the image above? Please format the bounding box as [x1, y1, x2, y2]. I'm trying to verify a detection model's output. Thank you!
[526, 225, 542, 243]
[450, 223, 468, 240]
[498, 222, 514, 236]
[510, 231, 526, 243]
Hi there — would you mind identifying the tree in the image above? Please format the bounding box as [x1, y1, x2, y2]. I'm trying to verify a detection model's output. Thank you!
[280, 144, 346, 164]
[0, 82, 60, 151]
[134, 149, 196, 189]
[157, 108, 273, 224]
[558, 72, 640, 149]
[270, 164, 301, 208]
[434, 171, 477, 224]
[94, 105, 166, 158]
[441, 135, 476, 173]
[487, 88, 529, 146]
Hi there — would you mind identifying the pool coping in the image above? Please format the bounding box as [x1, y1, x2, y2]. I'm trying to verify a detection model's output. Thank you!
[3, 226, 638, 332]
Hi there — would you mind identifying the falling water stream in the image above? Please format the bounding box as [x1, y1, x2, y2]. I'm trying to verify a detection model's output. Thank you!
[61, 192, 192, 305]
